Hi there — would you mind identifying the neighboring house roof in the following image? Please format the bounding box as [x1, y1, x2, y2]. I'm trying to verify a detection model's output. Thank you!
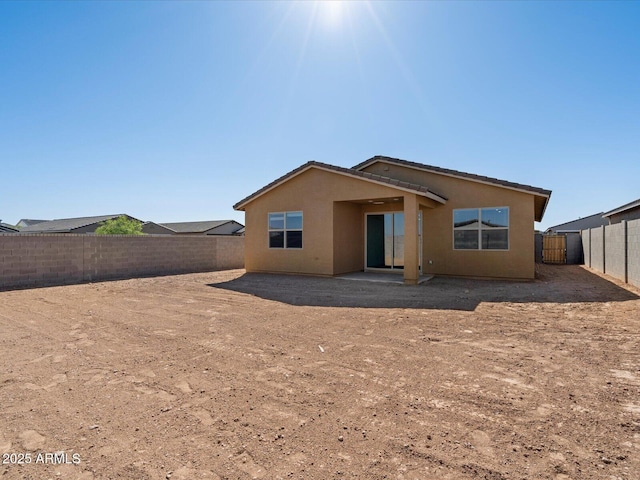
[455, 220, 508, 229]
[16, 219, 48, 227]
[157, 220, 244, 235]
[602, 198, 640, 219]
[19, 214, 139, 233]
[544, 212, 608, 233]
[140, 222, 177, 234]
[234, 161, 448, 211]
[233, 227, 245, 235]
[161, 220, 231, 233]
[353, 155, 552, 221]
[0, 222, 19, 233]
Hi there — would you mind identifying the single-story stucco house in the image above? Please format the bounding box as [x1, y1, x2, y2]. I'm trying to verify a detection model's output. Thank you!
[234, 156, 552, 284]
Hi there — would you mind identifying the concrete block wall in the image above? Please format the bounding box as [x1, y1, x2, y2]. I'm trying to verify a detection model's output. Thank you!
[604, 222, 626, 281]
[213, 236, 245, 270]
[581, 219, 640, 289]
[0, 234, 244, 290]
[628, 219, 640, 288]
[590, 226, 605, 273]
[0, 235, 85, 288]
[581, 229, 591, 267]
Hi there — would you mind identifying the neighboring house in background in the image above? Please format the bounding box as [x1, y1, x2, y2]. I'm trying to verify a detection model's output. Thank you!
[234, 155, 551, 283]
[602, 198, 640, 224]
[142, 220, 244, 236]
[140, 222, 176, 235]
[16, 219, 48, 228]
[19, 214, 142, 234]
[0, 221, 19, 233]
[544, 212, 608, 234]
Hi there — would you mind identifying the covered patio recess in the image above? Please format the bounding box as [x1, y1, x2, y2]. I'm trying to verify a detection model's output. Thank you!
[337, 193, 444, 285]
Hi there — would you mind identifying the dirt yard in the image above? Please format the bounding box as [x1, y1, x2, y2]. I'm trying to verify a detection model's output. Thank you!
[1, 265, 639, 480]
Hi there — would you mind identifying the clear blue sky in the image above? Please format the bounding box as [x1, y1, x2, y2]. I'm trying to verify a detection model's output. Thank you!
[1, 1, 638, 229]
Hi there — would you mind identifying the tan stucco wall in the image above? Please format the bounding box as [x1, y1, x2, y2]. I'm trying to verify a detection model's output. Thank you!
[361, 162, 536, 279]
[333, 202, 364, 275]
[243, 168, 416, 276]
[242, 162, 538, 280]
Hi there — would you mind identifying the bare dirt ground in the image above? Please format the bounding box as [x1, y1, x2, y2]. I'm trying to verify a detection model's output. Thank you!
[1, 265, 639, 480]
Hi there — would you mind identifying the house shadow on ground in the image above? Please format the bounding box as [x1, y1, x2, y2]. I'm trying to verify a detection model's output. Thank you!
[207, 265, 639, 311]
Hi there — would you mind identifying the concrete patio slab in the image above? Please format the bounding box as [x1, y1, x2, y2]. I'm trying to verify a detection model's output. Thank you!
[335, 271, 434, 284]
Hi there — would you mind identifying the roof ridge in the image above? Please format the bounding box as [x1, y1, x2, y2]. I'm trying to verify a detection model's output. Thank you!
[160, 220, 233, 224]
[49, 214, 124, 221]
[233, 161, 448, 211]
[157, 220, 240, 234]
[308, 161, 447, 199]
[354, 155, 552, 197]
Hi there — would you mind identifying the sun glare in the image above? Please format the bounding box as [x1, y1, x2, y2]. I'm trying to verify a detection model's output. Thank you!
[318, 0, 346, 28]
[254, 0, 432, 130]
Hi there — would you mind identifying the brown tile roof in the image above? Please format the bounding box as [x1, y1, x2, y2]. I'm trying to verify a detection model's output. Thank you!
[353, 155, 552, 197]
[233, 161, 448, 211]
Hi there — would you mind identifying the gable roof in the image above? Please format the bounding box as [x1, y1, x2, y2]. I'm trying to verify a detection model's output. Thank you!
[141, 221, 177, 234]
[544, 212, 608, 233]
[16, 219, 48, 227]
[0, 222, 19, 233]
[354, 155, 553, 197]
[354, 155, 552, 222]
[233, 161, 448, 211]
[159, 220, 243, 234]
[602, 198, 640, 218]
[19, 214, 139, 233]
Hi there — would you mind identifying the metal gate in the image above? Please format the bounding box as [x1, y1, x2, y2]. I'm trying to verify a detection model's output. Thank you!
[542, 235, 566, 264]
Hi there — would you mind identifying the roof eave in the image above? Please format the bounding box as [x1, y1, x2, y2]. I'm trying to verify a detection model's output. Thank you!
[356, 156, 552, 199]
[602, 200, 640, 218]
[536, 192, 551, 223]
[233, 162, 447, 211]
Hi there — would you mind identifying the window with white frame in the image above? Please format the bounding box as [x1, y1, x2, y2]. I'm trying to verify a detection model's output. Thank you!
[453, 207, 509, 250]
[268, 211, 303, 249]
